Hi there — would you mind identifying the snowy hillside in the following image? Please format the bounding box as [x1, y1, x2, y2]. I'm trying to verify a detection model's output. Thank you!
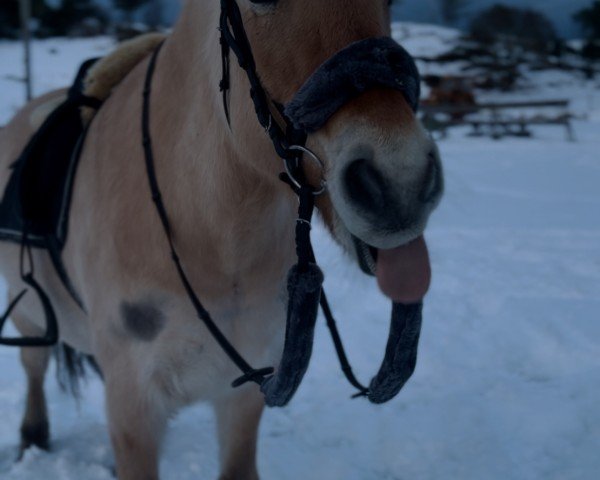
[1, 25, 599, 480]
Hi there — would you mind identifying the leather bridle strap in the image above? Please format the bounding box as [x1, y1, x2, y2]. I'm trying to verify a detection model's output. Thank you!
[219, 0, 307, 164]
[0, 225, 59, 347]
[142, 43, 275, 388]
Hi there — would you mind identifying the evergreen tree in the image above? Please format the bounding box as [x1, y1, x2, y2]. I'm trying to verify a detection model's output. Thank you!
[470, 5, 557, 51]
[1, 0, 107, 38]
[0, 0, 47, 38]
[114, 0, 150, 24]
[143, 0, 165, 29]
[439, 0, 469, 26]
[573, 1, 600, 40]
[39, 0, 108, 37]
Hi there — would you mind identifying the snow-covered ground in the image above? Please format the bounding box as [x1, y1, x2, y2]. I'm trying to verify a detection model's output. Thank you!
[0, 26, 599, 480]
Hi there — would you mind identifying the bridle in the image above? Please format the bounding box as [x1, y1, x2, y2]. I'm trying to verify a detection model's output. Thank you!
[143, 0, 425, 407]
[218, 0, 327, 196]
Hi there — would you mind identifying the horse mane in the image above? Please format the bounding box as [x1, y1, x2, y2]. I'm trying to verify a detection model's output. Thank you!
[54, 343, 103, 398]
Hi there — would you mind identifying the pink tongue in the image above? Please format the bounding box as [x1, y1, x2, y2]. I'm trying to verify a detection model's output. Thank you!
[375, 236, 431, 304]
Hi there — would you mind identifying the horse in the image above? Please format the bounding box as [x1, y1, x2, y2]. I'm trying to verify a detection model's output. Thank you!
[0, 1, 443, 478]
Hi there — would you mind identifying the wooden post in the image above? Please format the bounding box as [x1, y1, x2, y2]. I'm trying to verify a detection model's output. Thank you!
[19, 0, 33, 102]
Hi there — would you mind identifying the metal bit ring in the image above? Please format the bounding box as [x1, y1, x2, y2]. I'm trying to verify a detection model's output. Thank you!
[284, 145, 327, 195]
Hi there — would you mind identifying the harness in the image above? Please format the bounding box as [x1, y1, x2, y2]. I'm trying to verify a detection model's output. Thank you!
[0, 0, 424, 406]
[142, 0, 424, 406]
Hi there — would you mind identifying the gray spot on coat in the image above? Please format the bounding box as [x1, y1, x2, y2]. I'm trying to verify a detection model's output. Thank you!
[120, 301, 166, 342]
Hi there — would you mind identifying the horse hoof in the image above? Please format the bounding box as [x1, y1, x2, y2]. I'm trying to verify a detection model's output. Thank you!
[19, 421, 50, 458]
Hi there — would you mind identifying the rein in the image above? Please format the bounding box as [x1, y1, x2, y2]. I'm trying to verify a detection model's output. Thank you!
[144, 42, 331, 405]
[143, 43, 275, 389]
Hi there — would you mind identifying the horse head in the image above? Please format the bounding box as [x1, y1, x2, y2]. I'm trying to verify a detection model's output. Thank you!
[238, 0, 443, 304]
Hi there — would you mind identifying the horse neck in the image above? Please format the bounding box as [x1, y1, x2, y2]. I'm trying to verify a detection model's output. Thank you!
[148, 1, 296, 277]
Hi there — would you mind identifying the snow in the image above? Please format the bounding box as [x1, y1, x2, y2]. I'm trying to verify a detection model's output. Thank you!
[1, 26, 599, 480]
[0, 37, 115, 125]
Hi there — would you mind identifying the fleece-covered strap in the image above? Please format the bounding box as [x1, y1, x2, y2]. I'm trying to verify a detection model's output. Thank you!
[368, 303, 423, 404]
[261, 263, 324, 407]
[285, 37, 421, 132]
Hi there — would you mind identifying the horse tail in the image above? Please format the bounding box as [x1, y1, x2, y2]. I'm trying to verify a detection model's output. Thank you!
[54, 343, 103, 398]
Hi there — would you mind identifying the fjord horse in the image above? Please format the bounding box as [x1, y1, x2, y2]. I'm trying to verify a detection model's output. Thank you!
[0, 1, 442, 478]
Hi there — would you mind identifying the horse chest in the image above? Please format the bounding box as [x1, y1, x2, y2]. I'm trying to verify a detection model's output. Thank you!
[142, 284, 287, 404]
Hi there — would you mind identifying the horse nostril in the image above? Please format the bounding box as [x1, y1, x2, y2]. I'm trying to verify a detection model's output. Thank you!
[344, 159, 387, 212]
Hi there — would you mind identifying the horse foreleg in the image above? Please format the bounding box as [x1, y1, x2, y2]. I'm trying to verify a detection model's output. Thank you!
[214, 386, 265, 480]
[105, 367, 168, 480]
[11, 308, 52, 456]
[18, 344, 51, 455]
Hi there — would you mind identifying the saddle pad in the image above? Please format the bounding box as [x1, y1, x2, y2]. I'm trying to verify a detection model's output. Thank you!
[0, 58, 99, 249]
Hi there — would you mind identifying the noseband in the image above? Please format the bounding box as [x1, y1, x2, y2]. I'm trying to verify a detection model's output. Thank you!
[142, 0, 424, 407]
[285, 36, 421, 132]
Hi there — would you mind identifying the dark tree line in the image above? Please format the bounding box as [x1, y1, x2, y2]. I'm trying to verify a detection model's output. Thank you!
[114, 0, 149, 23]
[573, 1, 600, 59]
[440, 0, 470, 26]
[0, 0, 165, 39]
[0, 0, 108, 38]
[469, 4, 557, 52]
[573, 1, 600, 41]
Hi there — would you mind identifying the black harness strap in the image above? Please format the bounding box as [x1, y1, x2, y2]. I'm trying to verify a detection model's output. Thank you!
[142, 43, 274, 388]
[280, 174, 370, 398]
[319, 281, 370, 397]
[219, 31, 232, 126]
[219, 0, 307, 162]
[0, 227, 58, 346]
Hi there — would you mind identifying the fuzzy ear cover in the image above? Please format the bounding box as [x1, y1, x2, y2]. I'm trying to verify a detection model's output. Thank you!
[284, 37, 421, 132]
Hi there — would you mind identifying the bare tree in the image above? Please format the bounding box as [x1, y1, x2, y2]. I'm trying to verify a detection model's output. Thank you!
[18, 0, 32, 101]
